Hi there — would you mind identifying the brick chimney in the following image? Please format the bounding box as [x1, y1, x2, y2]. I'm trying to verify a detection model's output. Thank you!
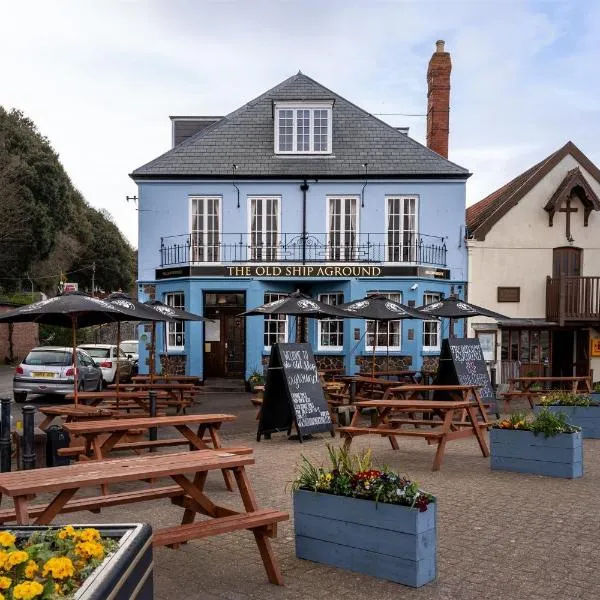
[426, 40, 451, 158]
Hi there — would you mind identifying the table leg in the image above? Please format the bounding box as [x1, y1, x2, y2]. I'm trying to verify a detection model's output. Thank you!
[34, 488, 78, 525]
[38, 416, 53, 431]
[233, 467, 284, 586]
[466, 405, 490, 457]
[432, 408, 455, 471]
[14, 497, 30, 525]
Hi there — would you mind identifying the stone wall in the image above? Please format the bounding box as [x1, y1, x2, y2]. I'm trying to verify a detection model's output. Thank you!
[355, 355, 412, 373]
[160, 354, 186, 375]
[314, 355, 345, 371]
[0, 305, 39, 364]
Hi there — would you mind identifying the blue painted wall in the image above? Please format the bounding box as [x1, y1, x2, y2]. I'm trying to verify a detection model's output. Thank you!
[135, 177, 467, 379]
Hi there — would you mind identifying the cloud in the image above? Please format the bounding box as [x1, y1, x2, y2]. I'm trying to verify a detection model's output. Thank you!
[1, 0, 599, 246]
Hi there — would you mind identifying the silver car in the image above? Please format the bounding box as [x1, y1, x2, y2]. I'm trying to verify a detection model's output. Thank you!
[13, 346, 104, 403]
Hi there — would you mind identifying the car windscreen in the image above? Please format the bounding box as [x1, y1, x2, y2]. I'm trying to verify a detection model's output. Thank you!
[121, 343, 138, 354]
[24, 350, 72, 366]
[82, 348, 111, 359]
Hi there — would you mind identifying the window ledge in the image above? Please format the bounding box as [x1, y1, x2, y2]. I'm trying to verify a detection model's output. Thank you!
[421, 349, 441, 355]
[165, 348, 186, 355]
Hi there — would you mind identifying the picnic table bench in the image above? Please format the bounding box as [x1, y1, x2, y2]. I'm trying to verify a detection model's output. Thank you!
[338, 385, 491, 471]
[62, 413, 240, 491]
[132, 374, 203, 386]
[0, 450, 288, 584]
[38, 405, 116, 431]
[66, 390, 189, 414]
[107, 382, 197, 413]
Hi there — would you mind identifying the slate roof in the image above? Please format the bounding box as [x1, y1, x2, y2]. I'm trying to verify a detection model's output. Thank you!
[131, 72, 469, 179]
[466, 141, 600, 240]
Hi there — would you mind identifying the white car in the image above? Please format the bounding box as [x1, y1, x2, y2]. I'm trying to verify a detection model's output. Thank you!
[78, 344, 133, 385]
[120, 340, 139, 375]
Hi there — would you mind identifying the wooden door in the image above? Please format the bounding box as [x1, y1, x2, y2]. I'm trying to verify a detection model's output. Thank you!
[203, 311, 225, 377]
[553, 247, 582, 277]
[224, 312, 245, 377]
[203, 308, 245, 378]
[551, 330, 574, 377]
[574, 329, 590, 377]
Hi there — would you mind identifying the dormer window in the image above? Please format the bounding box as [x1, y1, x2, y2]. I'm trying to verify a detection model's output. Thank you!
[274, 101, 333, 154]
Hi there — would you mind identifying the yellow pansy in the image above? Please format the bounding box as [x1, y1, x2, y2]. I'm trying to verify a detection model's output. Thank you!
[77, 528, 101, 543]
[0, 533, 15, 548]
[57, 526, 76, 541]
[0, 577, 9, 590]
[12, 581, 44, 600]
[42, 556, 74, 580]
[6, 551, 29, 569]
[24, 561, 38, 579]
[0, 551, 8, 571]
[75, 541, 104, 561]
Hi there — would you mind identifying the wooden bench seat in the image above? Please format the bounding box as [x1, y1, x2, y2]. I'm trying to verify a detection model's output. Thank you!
[59, 441, 253, 457]
[338, 425, 443, 439]
[0, 485, 184, 524]
[152, 509, 289, 547]
[497, 391, 538, 410]
[388, 418, 490, 428]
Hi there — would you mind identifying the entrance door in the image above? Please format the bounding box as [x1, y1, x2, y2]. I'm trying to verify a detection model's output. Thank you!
[574, 329, 590, 377]
[553, 247, 582, 277]
[203, 292, 245, 378]
[551, 330, 574, 377]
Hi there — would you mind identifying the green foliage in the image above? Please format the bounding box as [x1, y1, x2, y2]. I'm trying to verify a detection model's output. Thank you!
[494, 407, 580, 437]
[537, 390, 598, 407]
[0, 107, 135, 294]
[291, 445, 435, 511]
[248, 368, 265, 386]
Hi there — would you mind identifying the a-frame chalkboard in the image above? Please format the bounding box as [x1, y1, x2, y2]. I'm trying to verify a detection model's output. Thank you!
[257, 343, 334, 443]
[434, 337, 499, 417]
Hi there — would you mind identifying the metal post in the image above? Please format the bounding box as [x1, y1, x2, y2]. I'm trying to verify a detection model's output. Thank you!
[22, 405, 36, 470]
[148, 391, 157, 451]
[490, 366, 497, 393]
[0, 398, 11, 472]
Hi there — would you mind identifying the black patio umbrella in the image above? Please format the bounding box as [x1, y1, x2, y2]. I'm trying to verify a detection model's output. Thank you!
[0, 292, 148, 403]
[144, 299, 209, 378]
[240, 290, 349, 342]
[416, 295, 507, 337]
[105, 293, 175, 393]
[338, 294, 434, 376]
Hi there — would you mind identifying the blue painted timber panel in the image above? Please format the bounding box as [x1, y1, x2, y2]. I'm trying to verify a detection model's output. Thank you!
[489, 429, 583, 479]
[293, 490, 436, 587]
[533, 405, 600, 439]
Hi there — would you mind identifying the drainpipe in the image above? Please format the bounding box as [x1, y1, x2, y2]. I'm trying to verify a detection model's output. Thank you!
[300, 180, 309, 264]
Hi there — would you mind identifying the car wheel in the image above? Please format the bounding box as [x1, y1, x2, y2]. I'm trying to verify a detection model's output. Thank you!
[13, 392, 27, 404]
[96, 377, 104, 391]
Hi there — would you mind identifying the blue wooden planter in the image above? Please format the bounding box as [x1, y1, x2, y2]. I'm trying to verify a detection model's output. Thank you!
[590, 392, 600, 403]
[293, 489, 436, 587]
[490, 428, 583, 478]
[2, 524, 153, 599]
[533, 405, 600, 439]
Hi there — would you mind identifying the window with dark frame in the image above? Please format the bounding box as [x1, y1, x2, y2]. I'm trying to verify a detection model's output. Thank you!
[422, 292, 441, 350]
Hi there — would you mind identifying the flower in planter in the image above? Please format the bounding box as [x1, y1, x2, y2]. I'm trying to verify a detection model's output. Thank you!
[536, 390, 599, 407]
[292, 445, 435, 512]
[492, 408, 580, 437]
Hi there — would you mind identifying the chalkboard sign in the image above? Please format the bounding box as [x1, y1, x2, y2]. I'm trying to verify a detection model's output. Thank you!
[434, 338, 498, 416]
[257, 343, 334, 442]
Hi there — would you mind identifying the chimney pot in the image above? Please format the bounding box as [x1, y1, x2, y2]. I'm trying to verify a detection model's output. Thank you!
[436, 40, 445, 53]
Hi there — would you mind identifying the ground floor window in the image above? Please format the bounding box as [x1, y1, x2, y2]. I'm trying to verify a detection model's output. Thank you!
[422, 292, 441, 351]
[318, 293, 344, 350]
[165, 292, 185, 349]
[263, 292, 288, 349]
[365, 292, 402, 351]
[500, 328, 551, 378]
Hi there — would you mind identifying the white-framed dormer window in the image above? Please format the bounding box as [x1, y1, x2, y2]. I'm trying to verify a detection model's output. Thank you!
[263, 292, 288, 349]
[422, 292, 441, 351]
[387, 196, 418, 262]
[365, 292, 402, 351]
[318, 293, 344, 350]
[190, 196, 220, 262]
[165, 292, 185, 350]
[274, 102, 333, 154]
[249, 196, 280, 261]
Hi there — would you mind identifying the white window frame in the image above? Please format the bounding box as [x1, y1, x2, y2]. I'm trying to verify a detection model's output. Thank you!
[274, 101, 333, 154]
[318, 293, 344, 351]
[385, 196, 419, 263]
[422, 292, 441, 351]
[165, 292, 185, 351]
[189, 196, 221, 263]
[326, 196, 359, 261]
[365, 292, 402, 351]
[263, 292, 288, 350]
[248, 196, 281, 261]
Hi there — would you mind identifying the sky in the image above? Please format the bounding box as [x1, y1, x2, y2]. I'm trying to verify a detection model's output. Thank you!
[2, 0, 599, 247]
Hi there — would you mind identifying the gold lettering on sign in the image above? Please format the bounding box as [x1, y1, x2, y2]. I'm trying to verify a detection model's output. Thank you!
[224, 265, 383, 277]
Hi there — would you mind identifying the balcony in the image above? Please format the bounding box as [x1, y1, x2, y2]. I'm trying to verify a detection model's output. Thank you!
[546, 276, 600, 325]
[159, 232, 447, 268]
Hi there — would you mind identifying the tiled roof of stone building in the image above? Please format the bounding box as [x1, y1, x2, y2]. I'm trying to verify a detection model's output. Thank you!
[131, 72, 469, 179]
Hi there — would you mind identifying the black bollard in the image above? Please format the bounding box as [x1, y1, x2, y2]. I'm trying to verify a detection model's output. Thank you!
[22, 405, 36, 470]
[0, 398, 11, 472]
[148, 391, 157, 452]
[490, 366, 497, 393]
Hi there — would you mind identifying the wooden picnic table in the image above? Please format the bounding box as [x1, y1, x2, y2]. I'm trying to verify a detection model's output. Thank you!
[65, 390, 177, 414]
[501, 375, 593, 411]
[38, 405, 116, 431]
[0, 449, 288, 584]
[368, 370, 420, 382]
[63, 413, 239, 491]
[108, 382, 197, 411]
[339, 392, 490, 471]
[132, 374, 203, 386]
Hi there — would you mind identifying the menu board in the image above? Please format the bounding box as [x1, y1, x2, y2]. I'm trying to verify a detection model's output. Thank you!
[434, 338, 498, 416]
[257, 343, 334, 442]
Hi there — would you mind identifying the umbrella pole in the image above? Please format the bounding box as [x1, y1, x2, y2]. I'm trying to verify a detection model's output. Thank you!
[372, 320, 378, 378]
[72, 316, 78, 406]
[116, 321, 121, 408]
[151, 321, 156, 381]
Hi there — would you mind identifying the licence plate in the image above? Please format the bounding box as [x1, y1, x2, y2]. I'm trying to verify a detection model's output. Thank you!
[33, 372, 56, 378]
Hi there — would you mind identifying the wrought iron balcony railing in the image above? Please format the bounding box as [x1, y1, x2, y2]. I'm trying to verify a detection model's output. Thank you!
[159, 232, 447, 268]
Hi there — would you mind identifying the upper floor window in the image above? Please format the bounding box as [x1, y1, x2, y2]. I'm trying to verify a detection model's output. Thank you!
[250, 197, 280, 261]
[422, 292, 441, 351]
[190, 196, 220, 262]
[274, 102, 333, 154]
[328, 196, 358, 261]
[165, 292, 185, 350]
[387, 196, 418, 262]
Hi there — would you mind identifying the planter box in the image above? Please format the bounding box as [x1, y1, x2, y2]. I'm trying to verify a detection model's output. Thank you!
[3, 524, 153, 600]
[590, 392, 600, 403]
[490, 428, 583, 478]
[533, 404, 600, 439]
[293, 490, 436, 587]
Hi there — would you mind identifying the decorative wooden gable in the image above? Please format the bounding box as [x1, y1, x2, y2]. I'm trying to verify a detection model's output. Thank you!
[544, 167, 600, 240]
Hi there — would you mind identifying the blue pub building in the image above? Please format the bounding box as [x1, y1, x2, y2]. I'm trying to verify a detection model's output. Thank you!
[131, 41, 470, 382]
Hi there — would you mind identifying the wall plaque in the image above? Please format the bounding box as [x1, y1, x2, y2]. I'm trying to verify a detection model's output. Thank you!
[497, 287, 520, 302]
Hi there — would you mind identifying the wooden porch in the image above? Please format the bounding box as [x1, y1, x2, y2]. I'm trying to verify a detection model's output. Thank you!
[546, 276, 600, 325]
